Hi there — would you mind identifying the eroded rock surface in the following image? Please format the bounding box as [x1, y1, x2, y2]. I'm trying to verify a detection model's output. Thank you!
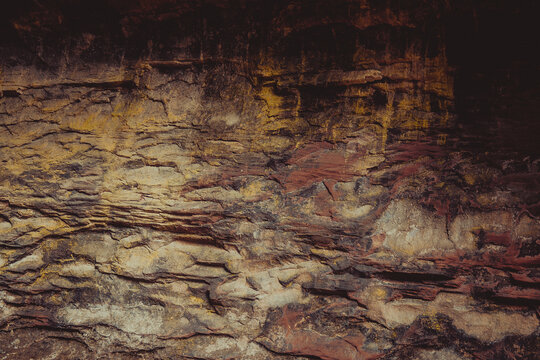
[1, 0, 539, 359]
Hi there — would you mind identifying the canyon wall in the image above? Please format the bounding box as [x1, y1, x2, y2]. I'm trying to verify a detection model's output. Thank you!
[1, 1, 539, 359]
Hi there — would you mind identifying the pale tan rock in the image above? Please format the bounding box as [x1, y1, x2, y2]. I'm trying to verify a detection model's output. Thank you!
[57, 304, 167, 335]
[6, 249, 44, 272]
[114, 243, 194, 278]
[514, 214, 540, 239]
[374, 199, 452, 255]
[450, 211, 513, 249]
[363, 289, 538, 342]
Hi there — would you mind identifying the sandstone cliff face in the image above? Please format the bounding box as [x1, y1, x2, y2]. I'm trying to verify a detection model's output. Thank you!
[0, 1, 539, 359]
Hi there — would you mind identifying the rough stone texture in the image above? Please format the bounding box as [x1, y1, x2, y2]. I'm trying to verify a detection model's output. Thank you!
[1, 1, 539, 359]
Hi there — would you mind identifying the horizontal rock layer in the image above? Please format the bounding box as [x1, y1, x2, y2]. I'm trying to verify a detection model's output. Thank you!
[1, 1, 539, 359]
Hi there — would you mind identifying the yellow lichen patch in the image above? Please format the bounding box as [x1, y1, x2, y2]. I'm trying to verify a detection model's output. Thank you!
[422, 55, 454, 99]
[354, 99, 369, 115]
[0, 249, 16, 273]
[424, 314, 443, 331]
[6, 217, 70, 247]
[249, 135, 294, 153]
[38, 237, 76, 265]
[353, 154, 385, 175]
[30, 266, 58, 288]
[371, 286, 389, 300]
[462, 167, 497, 186]
[48, 293, 64, 305]
[63, 141, 93, 155]
[189, 296, 206, 307]
[202, 140, 246, 156]
[464, 173, 476, 185]
[41, 98, 72, 113]
[396, 96, 418, 113]
[256, 53, 283, 78]
[310, 248, 343, 259]
[258, 86, 283, 119]
[20, 139, 77, 172]
[111, 100, 144, 120]
[437, 133, 447, 145]
[112, 98, 169, 133]
[28, 261, 95, 291]
[239, 180, 269, 201]
[338, 204, 373, 219]
[65, 113, 109, 133]
[299, 198, 316, 217]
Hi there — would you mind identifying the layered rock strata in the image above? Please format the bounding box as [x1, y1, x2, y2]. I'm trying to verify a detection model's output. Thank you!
[1, 1, 539, 359]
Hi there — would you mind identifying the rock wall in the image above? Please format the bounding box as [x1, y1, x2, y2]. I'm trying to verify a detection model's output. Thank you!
[1, 1, 538, 359]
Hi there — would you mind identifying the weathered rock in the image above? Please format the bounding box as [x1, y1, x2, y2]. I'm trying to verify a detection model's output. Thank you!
[0, 0, 538, 359]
